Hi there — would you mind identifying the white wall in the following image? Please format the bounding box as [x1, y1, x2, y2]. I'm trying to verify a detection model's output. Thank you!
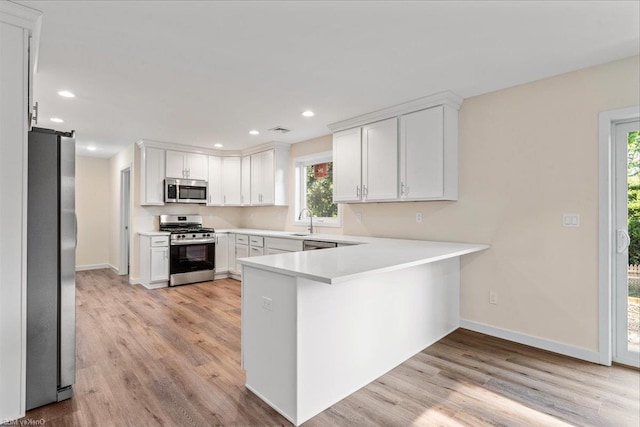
[76, 156, 110, 269]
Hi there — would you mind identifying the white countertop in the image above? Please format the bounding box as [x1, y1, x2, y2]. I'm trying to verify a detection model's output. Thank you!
[223, 229, 488, 284]
[138, 231, 170, 236]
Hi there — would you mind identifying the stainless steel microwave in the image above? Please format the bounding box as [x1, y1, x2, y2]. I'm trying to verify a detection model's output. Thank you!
[165, 178, 208, 204]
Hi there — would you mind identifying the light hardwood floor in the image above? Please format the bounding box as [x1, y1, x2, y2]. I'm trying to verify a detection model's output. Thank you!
[22, 269, 639, 426]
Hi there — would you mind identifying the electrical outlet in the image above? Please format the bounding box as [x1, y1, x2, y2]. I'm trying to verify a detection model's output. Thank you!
[262, 296, 273, 311]
[489, 291, 498, 305]
[562, 213, 580, 227]
[355, 212, 362, 223]
[416, 212, 423, 223]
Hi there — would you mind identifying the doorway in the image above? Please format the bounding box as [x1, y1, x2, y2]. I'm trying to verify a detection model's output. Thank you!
[614, 120, 640, 367]
[120, 167, 131, 276]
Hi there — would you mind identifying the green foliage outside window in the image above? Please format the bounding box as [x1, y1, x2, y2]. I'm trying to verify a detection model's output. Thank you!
[627, 130, 640, 271]
[306, 162, 338, 218]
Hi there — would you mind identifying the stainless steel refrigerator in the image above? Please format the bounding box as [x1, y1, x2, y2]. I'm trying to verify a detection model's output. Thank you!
[26, 127, 76, 410]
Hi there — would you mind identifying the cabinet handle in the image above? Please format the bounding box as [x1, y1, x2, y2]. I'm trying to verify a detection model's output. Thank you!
[241, 195, 244, 204]
[356, 185, 361, 199]
[363, 185, 368, 198]
[223, 195, 226, 204]
[400, 182, 405, 196]
[164, 249, 168, 259]
[32, 101, 38, 125]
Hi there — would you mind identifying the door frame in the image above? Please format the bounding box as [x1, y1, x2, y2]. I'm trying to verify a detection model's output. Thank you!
[119, 166, 131, 276]
[598, 105, 640, 365]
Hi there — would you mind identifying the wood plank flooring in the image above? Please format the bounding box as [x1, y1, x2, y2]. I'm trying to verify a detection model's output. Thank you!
[21, 269, 639, 426]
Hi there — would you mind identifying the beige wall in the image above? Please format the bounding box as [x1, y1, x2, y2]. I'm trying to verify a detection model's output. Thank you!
[76, 156, 111, 268]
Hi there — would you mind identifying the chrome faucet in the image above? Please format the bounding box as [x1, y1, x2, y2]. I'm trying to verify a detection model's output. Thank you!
[298, 208, 314, 234]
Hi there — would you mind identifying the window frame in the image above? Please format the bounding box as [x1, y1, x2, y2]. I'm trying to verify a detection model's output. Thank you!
[293, 150, 341, 228]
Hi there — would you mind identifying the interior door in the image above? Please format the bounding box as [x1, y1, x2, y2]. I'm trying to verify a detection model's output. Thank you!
[614, 119, 640, 367]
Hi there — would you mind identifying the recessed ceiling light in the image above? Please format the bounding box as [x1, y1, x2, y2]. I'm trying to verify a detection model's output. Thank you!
[302, 110, 315, 117]
[214, 143, 224, 148]
[249, 130, 259, 135]
[58, 90, 75, 98]
[50, 117, 64, 123]
[87, 146, 97, 151]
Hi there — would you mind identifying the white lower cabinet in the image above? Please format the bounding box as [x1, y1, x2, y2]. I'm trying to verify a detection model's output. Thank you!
[140, 234, 170, 289]
[215, 233, 229, 275]
[235, 242, 249, 277]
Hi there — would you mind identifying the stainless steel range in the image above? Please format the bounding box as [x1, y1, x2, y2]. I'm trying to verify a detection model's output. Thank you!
[159, 215, 216, 286]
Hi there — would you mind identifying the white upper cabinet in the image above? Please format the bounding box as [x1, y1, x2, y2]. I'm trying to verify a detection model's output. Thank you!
[139, 146, 166, 205]
[333, 128, 362, 202]
[328, 91, 462, 203]
[362, 118, 398, 201]
[207, 155, 223, 205]
[400, 106, 446, 200]
[241, 155, 251, 206]
[222, 157, 242, 205]
[250, 148, 288, 206]
[166, 150, 207, 180]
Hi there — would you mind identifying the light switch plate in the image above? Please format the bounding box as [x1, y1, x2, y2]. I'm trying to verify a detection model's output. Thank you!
[562, 214, 580, 227]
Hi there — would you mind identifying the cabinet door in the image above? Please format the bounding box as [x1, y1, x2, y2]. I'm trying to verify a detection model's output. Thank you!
[207, 155, 223, 205]
[235, 244, 249, 275]
[222, 157, 242, 205]
[241, 155, 251, 206]
[150, 247, 169, 282]
[362, 118, 398, 201]
[142, 147, 165, 205]
[215, 234, 229, 273]
[333, 127, 362, 202]
[166, 150, 186, 178]
[260, 149, 275, 205]
[250, 152, 263, 205]
[228, 234, 236, 274]
[186, 153, 208, 180]
[400, 106, 444, 199]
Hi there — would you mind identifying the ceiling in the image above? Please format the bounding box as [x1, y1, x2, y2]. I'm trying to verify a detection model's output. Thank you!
[18, 1, 640, 158]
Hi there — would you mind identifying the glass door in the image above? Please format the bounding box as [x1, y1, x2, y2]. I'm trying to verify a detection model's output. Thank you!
[615, 120, 640, 367]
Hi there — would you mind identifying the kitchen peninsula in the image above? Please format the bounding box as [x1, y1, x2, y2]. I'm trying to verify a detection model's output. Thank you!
[237, 236, 488, 426]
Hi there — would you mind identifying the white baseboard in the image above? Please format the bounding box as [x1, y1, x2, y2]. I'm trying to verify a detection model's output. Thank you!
[76, 263, 109, 271]
[129, 277, 141, 285]
[459, 319, 602, 365]
[139, 281, 168, 289]
[108, 264, 119, 274]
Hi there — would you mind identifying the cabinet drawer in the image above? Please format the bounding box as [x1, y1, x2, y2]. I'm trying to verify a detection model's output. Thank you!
[250, 246, 264, 256]
[236, 234, 249, 245]
[249, 236, 264, 247]
[151, 236, 169, 247]
[265, 237, 303, 252]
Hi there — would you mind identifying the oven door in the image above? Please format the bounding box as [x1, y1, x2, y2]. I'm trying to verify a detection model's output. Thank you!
[169, 241, 215, 285]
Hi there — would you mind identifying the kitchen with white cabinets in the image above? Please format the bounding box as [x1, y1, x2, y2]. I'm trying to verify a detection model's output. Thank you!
[4, 1, 639, 426]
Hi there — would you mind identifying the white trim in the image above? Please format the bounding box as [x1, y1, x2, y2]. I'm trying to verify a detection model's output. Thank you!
[245, 384, 297, 426]
[460, 320, 602, 364]
[120, 165, 131, 276]
[138, 281, 167, 290]
[598, 105, 640, 366]
[108, 264, 119, 274]
[326, 90, 463, 132]
[75, 263, 110, 272]
[129, 277, 142, 286]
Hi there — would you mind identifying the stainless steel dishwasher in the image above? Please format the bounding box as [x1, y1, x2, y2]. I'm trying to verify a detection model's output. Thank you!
[302, 240, 338, 251]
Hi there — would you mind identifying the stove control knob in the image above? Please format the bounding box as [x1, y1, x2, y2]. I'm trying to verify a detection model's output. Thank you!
[192, 234, 196, 238]
[181, 235, 185, 239]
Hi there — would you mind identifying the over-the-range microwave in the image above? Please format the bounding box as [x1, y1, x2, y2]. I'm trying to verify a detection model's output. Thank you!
[165, 178, 207, 204]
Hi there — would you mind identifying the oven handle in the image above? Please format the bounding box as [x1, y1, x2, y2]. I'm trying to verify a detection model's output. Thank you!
[170, 238, 217, 246]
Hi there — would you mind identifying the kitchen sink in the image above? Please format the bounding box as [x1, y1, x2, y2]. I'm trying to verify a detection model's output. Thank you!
[288, 233, 310, 236]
